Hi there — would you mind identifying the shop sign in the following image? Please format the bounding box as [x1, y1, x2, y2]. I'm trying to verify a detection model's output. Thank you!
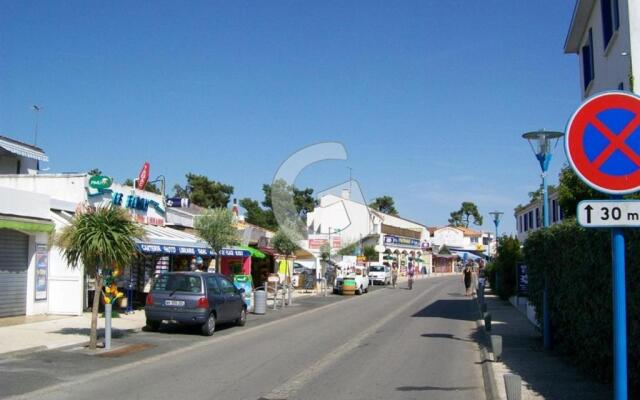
[88, 175, 113, 190]
[166, 197, 190, 208]
[517, 262, 528, 295]
[136, 162, 150, 190]
[233, 275, 253, 310]
[308, 237, 341, 249]
[35, 243, 48, 301]
[137, 243, 214, 256]
[384, 235, 420, 248]
[219, 248, 251, 257]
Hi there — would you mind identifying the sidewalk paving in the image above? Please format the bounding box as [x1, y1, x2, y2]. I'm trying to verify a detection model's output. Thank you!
[0, 289, 341, 357]
[480, 291, 611, 400]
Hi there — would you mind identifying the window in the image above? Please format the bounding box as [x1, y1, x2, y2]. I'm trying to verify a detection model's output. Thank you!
[206, 276, 221, 294]
[529, 211, 534, 230]
[602, 0, 620, 49]
[535, 208, 540, 228]
[217, 277, 237, 295]
[582, 29, 594, 89]
[524, 213, 528, 231]
[552, 200, 558, 223]
[153, 274, 203, 293]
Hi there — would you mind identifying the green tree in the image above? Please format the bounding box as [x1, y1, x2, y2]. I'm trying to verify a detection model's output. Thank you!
[271, 225, 302, 293]
[56, 206, 143, 349]
[239, 198, 277, 230]
[319, 242, 331, 262]
[174, 173, 234, 208]
[369, 196, 398, 216]
[87, 168, 102, 176]
[239, 180, 318, 231]
[194, 208, 239, 271]
[528, 184, 557, 203]
[449, 202, 483, 227]
[337, 241, 358, 256]
[557, 165, 605, 218]
[123, 178, 162, 195]
[486, 235, 521, 299]
[363, 245, 378, 263]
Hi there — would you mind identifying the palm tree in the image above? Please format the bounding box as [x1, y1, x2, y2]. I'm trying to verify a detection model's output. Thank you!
[56, 205, 143, 349]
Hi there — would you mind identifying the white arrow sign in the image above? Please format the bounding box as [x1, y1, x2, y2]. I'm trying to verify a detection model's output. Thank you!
[577, 200, 640, 228]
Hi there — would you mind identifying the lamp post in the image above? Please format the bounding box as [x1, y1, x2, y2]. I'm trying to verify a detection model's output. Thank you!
[522, 129, 564, 350]
[489, 211, 503, 258]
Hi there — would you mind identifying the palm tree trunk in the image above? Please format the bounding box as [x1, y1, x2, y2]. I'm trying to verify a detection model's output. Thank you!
[89, 273, 103, 350]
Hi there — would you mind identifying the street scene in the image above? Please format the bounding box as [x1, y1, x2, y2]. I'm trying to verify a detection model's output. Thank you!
[0, 1, 639, 399]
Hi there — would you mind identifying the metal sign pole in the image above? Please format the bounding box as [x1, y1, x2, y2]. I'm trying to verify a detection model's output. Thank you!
[611, 224, 627, 400]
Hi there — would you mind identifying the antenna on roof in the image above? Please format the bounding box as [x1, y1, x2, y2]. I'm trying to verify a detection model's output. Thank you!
[32, 105, 43, 145]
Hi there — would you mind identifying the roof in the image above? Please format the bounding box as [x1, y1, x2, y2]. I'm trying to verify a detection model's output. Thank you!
[432, 225, 482, 237]
[564, 0, 595, 54]
[0, 135, 48, 162]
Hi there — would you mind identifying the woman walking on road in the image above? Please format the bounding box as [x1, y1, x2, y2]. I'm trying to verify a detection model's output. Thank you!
[391, 263, 399, 288]
[407, 262, 415, 290]
[463, 265, 473, 296]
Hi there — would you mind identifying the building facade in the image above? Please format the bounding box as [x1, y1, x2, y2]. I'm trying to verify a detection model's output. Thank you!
[514, 189, 565, 243]
[565, 0, 640, 98]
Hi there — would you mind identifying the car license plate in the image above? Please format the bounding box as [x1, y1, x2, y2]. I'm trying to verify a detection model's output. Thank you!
[165, 300, 185, 307]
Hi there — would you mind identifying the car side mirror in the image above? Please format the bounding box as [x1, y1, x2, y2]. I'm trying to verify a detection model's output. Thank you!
[238, 288, 245, 294]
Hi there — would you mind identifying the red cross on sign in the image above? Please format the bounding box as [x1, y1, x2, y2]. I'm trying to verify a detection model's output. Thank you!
[566, 91, 640, 194]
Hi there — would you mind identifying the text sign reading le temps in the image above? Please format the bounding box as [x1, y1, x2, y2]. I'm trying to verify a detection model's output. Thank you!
[577, 200, 640, 227]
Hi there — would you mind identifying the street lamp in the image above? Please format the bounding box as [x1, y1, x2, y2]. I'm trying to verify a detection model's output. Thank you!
[489, 211, 503, 258]
[522, 129, 564, 350]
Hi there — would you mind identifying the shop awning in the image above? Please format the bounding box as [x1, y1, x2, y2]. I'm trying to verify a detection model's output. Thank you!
[0, 135, 48, 162]
[238, 245, 266, 259]
[135, 225, 214, 256]
[452, 251, 483, 261]
[0, 214, 54, 233]
[219, 247, 252, 257]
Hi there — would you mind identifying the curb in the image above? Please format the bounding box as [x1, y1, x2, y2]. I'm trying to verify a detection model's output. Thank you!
[474, 295, 501, 400]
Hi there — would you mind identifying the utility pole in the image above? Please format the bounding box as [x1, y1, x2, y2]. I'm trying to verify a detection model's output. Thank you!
[32, 105, 43, 145]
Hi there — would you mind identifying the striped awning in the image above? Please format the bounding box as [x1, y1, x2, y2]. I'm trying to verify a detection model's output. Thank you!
[0, 136, 48, 162]
[135, 225, 214, 256]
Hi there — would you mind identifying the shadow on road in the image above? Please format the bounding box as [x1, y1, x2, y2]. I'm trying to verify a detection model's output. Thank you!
[396, 385, 478, 392]
[421, 332, 474, 343]
[411, 299, 477, 322]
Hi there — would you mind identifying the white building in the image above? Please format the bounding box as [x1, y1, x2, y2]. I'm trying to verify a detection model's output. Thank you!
[514, 189, 565, 243]
[565, 0, 639, 97]
[429, 226, 485, 252]
[305, 192, 431, 272]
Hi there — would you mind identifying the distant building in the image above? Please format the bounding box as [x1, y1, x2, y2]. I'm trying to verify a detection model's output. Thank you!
[564, 0, 639, 98]
[514, 189, 564, 243]
[0, 135, 48, 174]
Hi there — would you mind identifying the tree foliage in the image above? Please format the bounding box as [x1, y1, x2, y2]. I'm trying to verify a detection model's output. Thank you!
[55, 205, 143, 349]
[337, 241, 358, 256]
[174, 173, 234, 208]
[123, 178, 161, 195]
[448, 202, 483, 227]
[271, 226, 301, 258]
[369, 195, 398, 216]
[240, 179, 318, 231]
[485, 235, 521, 300]
[363, 245, 378, 262]
[87, 168, 102, 176]
[523, 221, 639, 394]
[194, 208, 239, 254]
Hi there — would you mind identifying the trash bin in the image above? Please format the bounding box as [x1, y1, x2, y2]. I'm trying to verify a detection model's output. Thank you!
[254, 289, 267, 315]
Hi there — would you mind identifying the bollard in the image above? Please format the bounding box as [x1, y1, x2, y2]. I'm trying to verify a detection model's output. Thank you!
[484, 312, 492, 332]
[104, 303, 112, 350]
[490, 335, 503, 361]
[481, 303, 488, 314]
[504, 374, 522, 400]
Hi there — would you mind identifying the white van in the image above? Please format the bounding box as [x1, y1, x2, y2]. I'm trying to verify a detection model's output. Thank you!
[368, 264, 391, 285]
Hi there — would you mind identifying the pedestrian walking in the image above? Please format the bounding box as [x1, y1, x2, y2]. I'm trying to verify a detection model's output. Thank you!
[391, 263, 399, 288]
[463, 265, 473, 296]
[407, 262, 415, 290]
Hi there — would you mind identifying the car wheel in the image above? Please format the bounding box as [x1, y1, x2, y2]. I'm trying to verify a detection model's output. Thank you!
[357, 286, 363, 295]
[364, 285, 369, 293]
[236, 307, 247, 327]
[145, 319, 161, 332]
[201, 313, 216, 336]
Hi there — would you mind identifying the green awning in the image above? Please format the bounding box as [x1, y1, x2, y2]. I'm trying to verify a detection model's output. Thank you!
[238, 245, 266, 259]
[0, 218, 54, 233]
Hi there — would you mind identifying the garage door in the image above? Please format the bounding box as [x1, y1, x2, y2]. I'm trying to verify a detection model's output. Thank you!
[0, 229, 29, 317]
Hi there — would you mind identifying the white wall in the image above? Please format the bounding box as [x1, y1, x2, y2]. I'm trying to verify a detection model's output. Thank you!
[432, 227, 465, 248]
[579, 0, 633, 98]
[0, 174, 87, 204]
[0, 186, 51, 220]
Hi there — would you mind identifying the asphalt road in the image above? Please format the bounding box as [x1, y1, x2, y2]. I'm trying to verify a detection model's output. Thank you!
[4, 276, 485, 400]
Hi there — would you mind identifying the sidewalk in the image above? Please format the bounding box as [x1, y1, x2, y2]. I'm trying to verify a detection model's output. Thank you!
[0, 310, 147, 356]
[480, 291, 611, 400]
[0, 289, 337, 358]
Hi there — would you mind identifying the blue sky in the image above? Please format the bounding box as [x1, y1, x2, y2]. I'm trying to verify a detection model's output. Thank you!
[0, 1, 580, 234]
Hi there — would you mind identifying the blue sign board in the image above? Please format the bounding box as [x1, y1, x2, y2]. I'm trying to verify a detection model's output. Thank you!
[517, 262, 528, 296]
[219, 248, 251, 257]
[137, 243, 214, 256]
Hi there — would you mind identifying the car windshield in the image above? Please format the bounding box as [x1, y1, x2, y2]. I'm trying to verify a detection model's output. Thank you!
[369, 266, 384, 272]
[153, 275, 202, 294]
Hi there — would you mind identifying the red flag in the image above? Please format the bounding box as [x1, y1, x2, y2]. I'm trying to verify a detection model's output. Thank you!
[136, 162, 150, 190]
